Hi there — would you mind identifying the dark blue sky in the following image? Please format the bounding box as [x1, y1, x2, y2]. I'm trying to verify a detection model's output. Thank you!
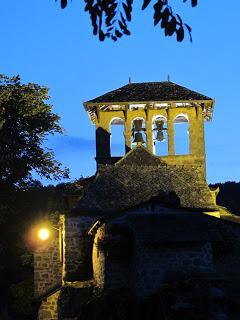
[1, 1, 240, 183]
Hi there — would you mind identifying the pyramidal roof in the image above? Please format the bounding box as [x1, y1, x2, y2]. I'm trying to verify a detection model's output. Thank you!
[74, 147, 216, 215]
[85, 81, 213, 104]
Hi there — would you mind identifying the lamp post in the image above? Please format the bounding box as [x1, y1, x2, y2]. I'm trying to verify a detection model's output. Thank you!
[33, 223, 63, 263]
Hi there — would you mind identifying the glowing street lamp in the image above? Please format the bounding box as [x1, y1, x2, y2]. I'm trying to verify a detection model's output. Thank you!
[37, 227, 50, 241]
[28, 222, 63, 262]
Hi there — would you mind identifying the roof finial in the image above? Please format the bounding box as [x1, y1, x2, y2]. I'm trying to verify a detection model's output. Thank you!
[167, 74, 170, 82]
[129, 77, 131, 84]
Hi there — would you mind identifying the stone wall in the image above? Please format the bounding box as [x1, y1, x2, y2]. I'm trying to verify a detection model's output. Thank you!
[35, 214, 99, 320]
[134, 242, 213, 297]
[92, 226, 105, 289]
[34, 236, 62, 298]
[93, 222, 133, 291]
[214, 220, 240, 276]
[63, 215, 98, 282]
[58, 283, 94, 319]
[38, 291, 60, 320]
[91, 210, 215, 298]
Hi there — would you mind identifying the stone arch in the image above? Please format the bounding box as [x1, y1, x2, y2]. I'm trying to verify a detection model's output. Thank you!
[110, 117, 125, 156]
[131, 117, 146, 148]
[174, 113, 189, 155]
[152, 115, 168, 156]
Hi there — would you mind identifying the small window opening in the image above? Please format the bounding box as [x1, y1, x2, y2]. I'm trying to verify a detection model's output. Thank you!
[110, 118, 125, 156]
[152, 116, 168, 156]
[131, 118, 146, 148]
[174, 114, 189, 155]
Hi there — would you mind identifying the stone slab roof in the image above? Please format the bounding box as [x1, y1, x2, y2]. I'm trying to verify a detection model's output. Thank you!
[74, 147, 216, 215]
[85, 82, 212, 104]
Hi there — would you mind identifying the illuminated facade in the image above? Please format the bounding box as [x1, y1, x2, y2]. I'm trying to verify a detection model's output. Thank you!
[34, 82, 240, 320]
[84, 81, 214, 175]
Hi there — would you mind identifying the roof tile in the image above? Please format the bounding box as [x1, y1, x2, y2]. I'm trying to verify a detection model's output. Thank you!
[86, 82, 212, 104]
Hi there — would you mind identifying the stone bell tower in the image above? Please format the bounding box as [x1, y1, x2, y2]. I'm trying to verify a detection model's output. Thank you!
[84, 81, 214, 177]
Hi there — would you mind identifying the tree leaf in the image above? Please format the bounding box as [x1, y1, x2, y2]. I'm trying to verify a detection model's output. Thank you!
[160, 7, 169, 28]
[142, 0, 152, 10]
[166, 16, 177, 36]
[176, 26, 184, 41]
[84, 0, 94, 11]
[120, 12, 127, 27]
[153, 1, 163, 26]
[123, 3, 132, 21]
[93, 24, 98, 35]
[61, 0, 68, 9]
[118, 20, 130, 35]
[185, 23, 192, 42]
[176, 14, 182, 25]
[191, 0, 198, 7]
[111, 35, 118, 41]
[126, 0, 133, 10]
[115, 29, 123, 38]
[99, 30, 105, 41]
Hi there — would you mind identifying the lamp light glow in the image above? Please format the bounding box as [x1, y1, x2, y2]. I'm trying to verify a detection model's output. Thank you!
[38, 228, 50, 241]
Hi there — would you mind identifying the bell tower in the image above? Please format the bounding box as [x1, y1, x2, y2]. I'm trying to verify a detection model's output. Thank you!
[84, 81, 214, 177]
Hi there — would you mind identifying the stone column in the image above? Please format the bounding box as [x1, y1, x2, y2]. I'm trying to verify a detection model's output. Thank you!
[197, 106, 206, 178]
[95, 115, 111, 165]
[188, 106, 206, 177]
[197, 106, 205, 156]
[124, 112, 132, 153]
[146, 113, 153, 153]
[189, 108, 196, 155]
[167, 108, 175, 155]
[189, 106, 205, 156]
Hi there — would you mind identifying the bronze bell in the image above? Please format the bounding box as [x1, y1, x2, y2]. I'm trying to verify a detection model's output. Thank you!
[156, 130, 165, 142]
[133, 119, 144, 131]
[133, 132, 145, 144]
[155, 120, 164, 130]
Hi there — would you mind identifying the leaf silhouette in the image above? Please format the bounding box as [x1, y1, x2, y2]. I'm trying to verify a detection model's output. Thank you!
[115, 29, 123, 38]
[166, 16, 177, 36]
[99, 30, 105, 41]
[191, 0, 198, 7]
[123, 3, 132, 22]
[185, 23, 192, 41]
[142, 0, 152, 10]
[177, 26, 184, 41]
[153, 1, 163, 26]
[61, 0, 68, 9]
[161, 7, 170, 29]
[57, 0, 196, 42]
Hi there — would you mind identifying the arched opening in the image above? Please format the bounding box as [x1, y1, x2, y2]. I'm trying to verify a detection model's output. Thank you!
[152, 115, 168, 156]
[174, 114, 189, 155]
[131, 117, 146, 148]
[110, 118, 125, 156]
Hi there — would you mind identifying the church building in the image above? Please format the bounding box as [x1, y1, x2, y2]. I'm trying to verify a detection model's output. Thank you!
[34, 81, 240, 320]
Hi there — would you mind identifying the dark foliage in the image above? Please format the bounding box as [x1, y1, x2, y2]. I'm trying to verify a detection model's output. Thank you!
[56, 0, 197, 42]
[0, 74, 72, 318]
[0, 180, 84, 319]
[210, 181, 240, 216]
[0, 74, 69, 191]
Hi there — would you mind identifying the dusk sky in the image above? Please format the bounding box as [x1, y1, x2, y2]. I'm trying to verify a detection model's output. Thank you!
[1, 1, 240, 184]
